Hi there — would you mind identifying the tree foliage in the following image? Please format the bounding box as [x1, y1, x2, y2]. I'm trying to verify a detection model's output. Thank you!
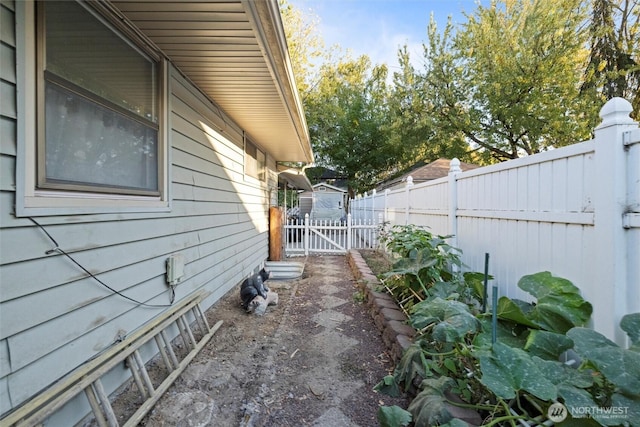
[279, 0, 327, 96]
[304, 56, 402, 195]
[582, 0, 640, 119]
[281, 0, 639, 192]
[413, 0, 601, 162]
[386, 46, 471, 170]
[280, 1, 400, 194]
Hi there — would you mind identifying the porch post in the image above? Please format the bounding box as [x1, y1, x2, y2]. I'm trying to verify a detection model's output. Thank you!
[592, 98, 637, 345]
[405, 176, 413, 225]
[304, 213, 310, 256]
[371, 189, 376, 224]
[448, 158, 462, 249]
[347, 213, 352, 251]
[377, 213, 383, 248]
[364, 192, 368, 223]
[384, 189, 389, 224]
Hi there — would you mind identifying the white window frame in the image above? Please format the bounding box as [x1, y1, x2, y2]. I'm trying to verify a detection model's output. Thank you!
[244, 134, 265, 183]
[15, 1, 170, 217]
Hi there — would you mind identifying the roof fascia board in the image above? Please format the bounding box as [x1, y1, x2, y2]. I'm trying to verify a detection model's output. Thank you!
[242, 0, 313, 163]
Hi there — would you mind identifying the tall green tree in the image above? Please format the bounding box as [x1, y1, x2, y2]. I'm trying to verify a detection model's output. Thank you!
[386, 46, 471, 172]
[304, 56, 399, 195]
[279, 0, 327, 97]
[582, 0, 639, 119]
[419, 0, 600, 162]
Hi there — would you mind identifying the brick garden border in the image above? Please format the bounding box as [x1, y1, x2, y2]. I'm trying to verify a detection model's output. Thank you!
[346, 250, 415, 361]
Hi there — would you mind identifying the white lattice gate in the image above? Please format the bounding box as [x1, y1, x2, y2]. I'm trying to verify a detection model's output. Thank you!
[285, 213, 380, 256]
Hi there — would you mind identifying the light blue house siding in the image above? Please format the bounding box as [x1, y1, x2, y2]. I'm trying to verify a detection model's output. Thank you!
[0, 0, 297, 423]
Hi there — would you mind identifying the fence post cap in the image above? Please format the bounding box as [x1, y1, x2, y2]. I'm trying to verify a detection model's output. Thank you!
[449, 158, 462, 173]
[406, 176, 414, 186]
[372, 189, 377, 195]
[596, 97, 635, 129]
[385, 189, 390, 195]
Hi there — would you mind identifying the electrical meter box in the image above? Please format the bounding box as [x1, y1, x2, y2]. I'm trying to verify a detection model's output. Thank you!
[166, 254, 185, 285]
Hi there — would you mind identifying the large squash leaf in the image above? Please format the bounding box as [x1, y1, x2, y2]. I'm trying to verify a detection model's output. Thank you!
[534, 356, 596, 416]
[518, 272, 593, 333]
[534, 357, 593, 389]
[374, 375, 402, 398]
[473, 317, 528, 350]
[387, 248, 438, 279]
[556, 385, 601, 423]
[568, 327, 640, 396]
[410, 298, 480, 343]
[497, 297, 540, 329]
[524, 329, 574, 360]
[463, 271, 487, 302]
[407, 377, 456, 427]
[393, 341, 430, 393]
[377, 405, 412, 427]
[497, 272, 592, 334]
[609, 393, 640, 426]
[478, 341, 557, 400]
[621, 313, 640, 350]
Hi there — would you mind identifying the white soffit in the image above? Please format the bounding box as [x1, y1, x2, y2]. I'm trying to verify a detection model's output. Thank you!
[112, 0, 313, 163]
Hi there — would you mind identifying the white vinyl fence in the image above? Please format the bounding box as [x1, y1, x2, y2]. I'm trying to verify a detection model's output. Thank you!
[350, 98, 640, 345]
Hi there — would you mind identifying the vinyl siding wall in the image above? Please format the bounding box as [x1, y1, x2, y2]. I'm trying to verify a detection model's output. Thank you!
[0, 0, 278, 420]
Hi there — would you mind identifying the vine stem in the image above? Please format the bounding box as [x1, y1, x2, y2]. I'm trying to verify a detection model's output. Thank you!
[483, 414, 527, 427]
[491, 398, 524, 427]
[415, 275, 430, 297]
[421, 349, 457, 357]
[444, 399, 497, 411]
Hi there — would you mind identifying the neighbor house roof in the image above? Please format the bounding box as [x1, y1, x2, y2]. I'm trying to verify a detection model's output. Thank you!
[312, 183, 347, 193]
[112, 0, 313, 163]
[378, 158, 480, 190]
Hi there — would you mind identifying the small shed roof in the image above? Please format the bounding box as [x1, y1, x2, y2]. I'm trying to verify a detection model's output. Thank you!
[312, 183, 347, 193]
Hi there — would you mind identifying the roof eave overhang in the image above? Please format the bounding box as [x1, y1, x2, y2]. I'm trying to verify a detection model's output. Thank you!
[276, 164, 313, 191]
[112, 0, 314, 164]
[242, 0, 313, 163]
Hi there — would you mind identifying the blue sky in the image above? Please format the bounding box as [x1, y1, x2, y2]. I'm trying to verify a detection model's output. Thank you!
[288, 0, 481, 72]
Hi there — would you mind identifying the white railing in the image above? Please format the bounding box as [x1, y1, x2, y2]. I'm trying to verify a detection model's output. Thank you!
[284, 213, 381, 256]
[350, 98, 640, 345]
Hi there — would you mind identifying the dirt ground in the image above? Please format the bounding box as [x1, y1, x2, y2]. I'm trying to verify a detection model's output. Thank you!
[116, 255, 406, 426]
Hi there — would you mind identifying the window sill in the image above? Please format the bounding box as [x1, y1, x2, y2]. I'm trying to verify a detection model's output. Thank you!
[16, 190, 171, 217]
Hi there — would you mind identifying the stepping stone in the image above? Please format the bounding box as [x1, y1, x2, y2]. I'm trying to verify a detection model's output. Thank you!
[319, 295, 347, 309]
[318, 284, 341, 294]
[311, 407, 359, 427]
[311, 309, 353, 328]
[309, 330, 359, 356]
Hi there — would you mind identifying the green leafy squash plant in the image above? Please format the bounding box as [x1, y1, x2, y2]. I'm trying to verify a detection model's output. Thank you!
[375, 253, 640, 427]
[378, 225, 484, 311]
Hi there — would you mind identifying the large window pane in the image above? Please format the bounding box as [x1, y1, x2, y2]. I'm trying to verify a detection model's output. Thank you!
[45, 82, 158, 192]
[39, 1, 161, 195]
[44, 2, 157, 122]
